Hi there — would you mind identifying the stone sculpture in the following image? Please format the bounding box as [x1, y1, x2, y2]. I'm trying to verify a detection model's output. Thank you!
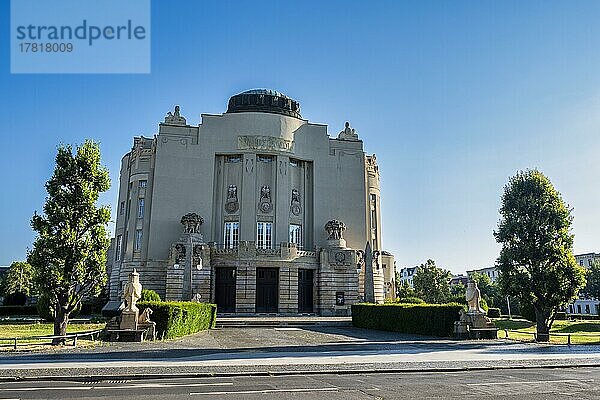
[338, 121, 359, 141]
[164, 105, 186, 125]
[181, 213, 204, 234]
[259, 185, 273, 213]
[454, 280, 498, 339]
[225, 185, 239, 213]
[290, 188, 302, 216]
[325, 220, 346, 240]
[120, 269, 142, 330]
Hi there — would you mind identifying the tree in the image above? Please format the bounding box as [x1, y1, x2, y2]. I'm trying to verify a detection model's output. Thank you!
[450, 282, 466, 297]
[396, 279, 416, 299]
[583, 260, 600, 306]
[28, 140, 111, 344]
[3, 261, 34, 297]
[413, 259, 451, 304]
[495, 169, 586, 341]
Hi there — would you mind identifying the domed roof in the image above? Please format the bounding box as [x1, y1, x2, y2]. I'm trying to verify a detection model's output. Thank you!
[226, 89, 301, 118]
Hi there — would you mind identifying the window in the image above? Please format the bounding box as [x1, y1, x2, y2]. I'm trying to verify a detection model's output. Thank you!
[225, 155, 242, 163]
[115, 234, 122, 261]
[586, 304, 590, 314]
[224, 222, 239, 248]
[370, 193, 378, 244]
[577, 304, 582, 314]
[257, 155, 274, 163]
[137, 198, 145, 218]
[139, 180, 147, 188]
[289, 224, 301, 245]
[257, 222, 272, 249]
[119, 201, 125, 215]
[134, 229, 143, 251]
[580, 260, 584, 266]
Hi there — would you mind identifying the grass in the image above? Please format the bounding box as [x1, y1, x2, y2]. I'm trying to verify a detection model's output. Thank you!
[494, 318, 600, 344]
[0, 322, 105, 349]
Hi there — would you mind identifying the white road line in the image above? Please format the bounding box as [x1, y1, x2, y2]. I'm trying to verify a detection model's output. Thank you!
[467, 379, 591, 386]
[190, 387, 339, 396]
[0, 382, 233, 392]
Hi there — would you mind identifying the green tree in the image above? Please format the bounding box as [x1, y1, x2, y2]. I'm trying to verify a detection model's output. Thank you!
[3, 261, 34, 297]
[413, 259, 451, 304]
[583, 260, 600, 308]
[28, 140, 111, 343]
[396, 279, 416, 299]
[450, 282, 466, 297]
[495, 169, 585, 341]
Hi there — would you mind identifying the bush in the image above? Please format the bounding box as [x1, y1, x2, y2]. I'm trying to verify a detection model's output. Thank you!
[352, 303, 463, 337]
[397, 297, 425, 304]
[3, 292, 27, 306]
[137, 301, 216, 339]
[140, 289, 161, 302]
[487, 308, 501, 318]
[0, 305, 38, 316]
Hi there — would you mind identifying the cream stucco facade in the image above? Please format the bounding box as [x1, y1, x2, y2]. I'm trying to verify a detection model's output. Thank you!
[105, 89, 394, 315]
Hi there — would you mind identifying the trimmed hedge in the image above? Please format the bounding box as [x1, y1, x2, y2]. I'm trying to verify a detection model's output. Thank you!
[137, 301, 216, 339]
[487, 308, 501, 318]
[0, 305, 38, 316]
[397, 297, 425, 304]
[140, 289, 161, 302]
[352, 303, 463, 337]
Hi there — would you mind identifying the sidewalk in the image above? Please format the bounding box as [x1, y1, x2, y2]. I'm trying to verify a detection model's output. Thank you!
[1, 326, 599, 380]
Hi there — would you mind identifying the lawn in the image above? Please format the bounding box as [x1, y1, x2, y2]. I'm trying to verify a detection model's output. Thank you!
[0, 322, 105, 349]
[494, 318, 600, 344]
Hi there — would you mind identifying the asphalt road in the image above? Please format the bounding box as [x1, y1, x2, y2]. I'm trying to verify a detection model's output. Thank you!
[0, 367, 599, 399]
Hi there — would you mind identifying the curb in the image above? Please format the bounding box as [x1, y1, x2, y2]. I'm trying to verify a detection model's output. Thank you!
[2, 362, 600, 383]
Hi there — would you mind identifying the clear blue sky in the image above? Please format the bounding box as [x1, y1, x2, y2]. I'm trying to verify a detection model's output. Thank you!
[1, 1, 599, 274]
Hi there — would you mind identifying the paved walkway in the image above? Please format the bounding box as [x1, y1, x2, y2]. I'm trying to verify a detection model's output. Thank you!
[1, 326, 600, 379]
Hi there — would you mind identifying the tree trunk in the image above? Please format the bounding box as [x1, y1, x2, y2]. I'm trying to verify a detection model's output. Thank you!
[52, 307, 69, 345]
[535, 308, 550, 342]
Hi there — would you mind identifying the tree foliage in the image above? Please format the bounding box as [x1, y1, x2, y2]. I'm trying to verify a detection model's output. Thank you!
[413, 259, 451, 304]
[583, 260, 600, 302]
[3, 261, 34, 297]
[28, 140, 111, 342]
[395, 279, 416, 299]
[495, 169, 585, 341]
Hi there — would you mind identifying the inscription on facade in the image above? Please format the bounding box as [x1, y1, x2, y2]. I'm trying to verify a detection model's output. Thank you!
[238, 135, 295, 153]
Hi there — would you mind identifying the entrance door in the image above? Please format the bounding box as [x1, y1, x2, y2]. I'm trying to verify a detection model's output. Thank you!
[256, 268, 279, 313]
[298, 269, 314, 313]
[215, 267, 236, 313]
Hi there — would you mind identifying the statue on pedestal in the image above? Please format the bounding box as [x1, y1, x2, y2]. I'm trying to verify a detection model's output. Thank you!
[466, 281, 485, 314]
[120, 269, 142, 330]
[454, 280, 497, 339]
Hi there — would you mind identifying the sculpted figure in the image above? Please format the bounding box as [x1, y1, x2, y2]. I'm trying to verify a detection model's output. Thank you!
[466, 280, 485, 314]
[123, 269, 142, 312]
[138, 308, 153, 324]
[325, 219, 346, 240]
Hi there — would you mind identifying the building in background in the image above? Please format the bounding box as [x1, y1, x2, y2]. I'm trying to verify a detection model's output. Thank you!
[466, 266, 499, 283]
[567, 252, 600, 316]
[104, 89, 394, 315]
[398, 266, 419, 288]
[450, 274, 469, 286]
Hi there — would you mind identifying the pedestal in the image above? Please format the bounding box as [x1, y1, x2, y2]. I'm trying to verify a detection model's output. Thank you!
[120, 309, 139, 330]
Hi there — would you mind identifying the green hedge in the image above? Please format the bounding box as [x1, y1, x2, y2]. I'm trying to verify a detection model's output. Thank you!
[352, 303, 463, 337]
[137, 301, 216, 339]
[0, 305, 38, 316]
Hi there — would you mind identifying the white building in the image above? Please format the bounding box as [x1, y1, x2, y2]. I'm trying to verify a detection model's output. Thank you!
[567, 252, 600, 316]
[466, 266, 499, 283]
[398, 266, 419, 288]
[104, 89, 395, 315]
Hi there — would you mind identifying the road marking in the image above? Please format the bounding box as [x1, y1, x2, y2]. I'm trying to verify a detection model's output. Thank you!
[274, 327, 302, 331]
[0, 382, 233, 392]
[467, 379, 591, 386]
[190, 387, 339, 395]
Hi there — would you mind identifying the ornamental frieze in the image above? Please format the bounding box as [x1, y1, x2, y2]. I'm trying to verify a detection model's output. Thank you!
[238, 135, 295, 153]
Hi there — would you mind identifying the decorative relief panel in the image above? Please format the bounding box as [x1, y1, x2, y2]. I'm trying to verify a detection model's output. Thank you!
[290, 188, 302, 216]
[258, 185, 273, 213]
[225, 185, 239, 214]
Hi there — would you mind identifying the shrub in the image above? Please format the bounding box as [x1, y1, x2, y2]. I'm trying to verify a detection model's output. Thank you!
[397, 297, 425, 304]
[140, 289, 161, 302]
[0, 305, 38, 316]
[137, 301, 216, 339]
[487, 308, 501, 318]
[3, 292, 27, 306]
[352, 303, 463, 337]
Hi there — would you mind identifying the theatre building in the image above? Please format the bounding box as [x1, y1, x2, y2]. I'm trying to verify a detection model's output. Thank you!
[104, 89, 395, 316]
